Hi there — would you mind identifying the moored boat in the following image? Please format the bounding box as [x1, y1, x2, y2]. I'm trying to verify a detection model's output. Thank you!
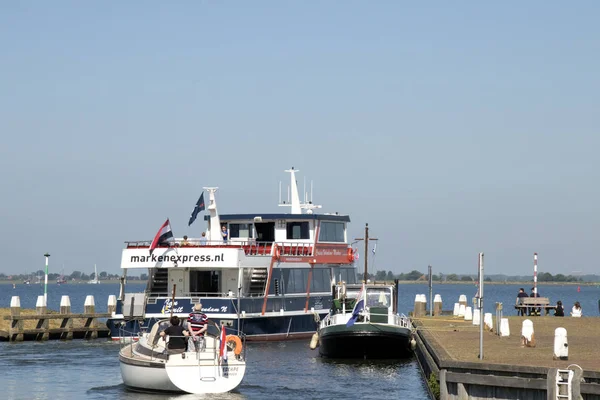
[107, 167, 357, 341]
[312, 224, 415, 359]
[119, 320, 246, 394]
[315, 281, 415, 359]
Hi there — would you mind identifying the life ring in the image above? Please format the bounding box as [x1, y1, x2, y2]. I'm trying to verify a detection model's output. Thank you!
[347, 248, 354, 262]
[226, 334, 243, 355]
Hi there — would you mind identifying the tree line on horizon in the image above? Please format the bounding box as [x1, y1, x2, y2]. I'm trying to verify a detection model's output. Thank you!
[0, 271, 148, 282]
[360, 270, 590, 283]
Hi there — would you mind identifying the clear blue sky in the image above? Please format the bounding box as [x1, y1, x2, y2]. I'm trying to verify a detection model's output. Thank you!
[1, 2, 598, 277]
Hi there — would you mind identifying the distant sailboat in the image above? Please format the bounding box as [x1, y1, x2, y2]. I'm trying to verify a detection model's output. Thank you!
[88, 264, 100, 284]
[57, 265, 67, 284]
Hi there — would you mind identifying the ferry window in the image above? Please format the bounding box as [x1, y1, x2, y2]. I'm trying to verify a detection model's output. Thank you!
[286, 222, 309, 240]
[366, 288, 391, 307]
[230, 223, 253, 239]
[310, 268, 330, 292]
[333, 267, 357, 285]
[281, 269, 309, 294]
[318, 222, 345, 242]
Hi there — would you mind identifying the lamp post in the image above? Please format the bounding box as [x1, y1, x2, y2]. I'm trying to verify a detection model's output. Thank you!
[43, 253, 51, 306]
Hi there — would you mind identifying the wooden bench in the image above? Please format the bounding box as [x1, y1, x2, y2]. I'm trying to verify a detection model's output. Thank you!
[515, 297, 557, 316]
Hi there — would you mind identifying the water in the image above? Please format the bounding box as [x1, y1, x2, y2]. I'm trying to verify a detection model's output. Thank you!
[1, 282, 598, 399]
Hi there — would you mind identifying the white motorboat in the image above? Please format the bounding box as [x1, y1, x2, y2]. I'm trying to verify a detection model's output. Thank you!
[119, 320, 246, 394]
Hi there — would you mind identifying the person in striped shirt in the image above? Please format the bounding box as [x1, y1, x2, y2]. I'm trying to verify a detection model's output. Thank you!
[188, 303, 208, 351]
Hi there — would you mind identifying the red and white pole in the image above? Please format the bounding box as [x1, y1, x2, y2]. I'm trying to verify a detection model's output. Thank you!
[533, 253, 538, 295]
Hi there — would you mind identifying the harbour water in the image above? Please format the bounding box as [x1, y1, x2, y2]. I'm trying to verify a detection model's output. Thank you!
[1, 282, 598, 399]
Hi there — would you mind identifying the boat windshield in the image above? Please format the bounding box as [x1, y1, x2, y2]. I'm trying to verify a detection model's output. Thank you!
[366, 288, 391, 308]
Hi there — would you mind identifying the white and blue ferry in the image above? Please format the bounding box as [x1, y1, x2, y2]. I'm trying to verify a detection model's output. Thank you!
[107, 168, 358, 341]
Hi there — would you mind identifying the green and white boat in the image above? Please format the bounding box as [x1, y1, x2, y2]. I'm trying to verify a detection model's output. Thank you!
[314, 281, 415, 359]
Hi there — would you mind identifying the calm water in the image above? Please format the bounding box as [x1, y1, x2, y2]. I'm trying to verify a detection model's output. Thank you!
[1, 282, 599, 400]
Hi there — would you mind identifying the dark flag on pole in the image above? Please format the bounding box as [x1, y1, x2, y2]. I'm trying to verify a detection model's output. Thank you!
[150, 219, 173, 255]
[188, 192, 206, 226]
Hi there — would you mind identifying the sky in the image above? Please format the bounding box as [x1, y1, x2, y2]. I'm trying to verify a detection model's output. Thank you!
[1, 2, 599, 277]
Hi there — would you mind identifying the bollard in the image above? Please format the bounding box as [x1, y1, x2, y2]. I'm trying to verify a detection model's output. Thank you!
[419, 294, 427, 317]
[500, 318, 510, 336]
[433, 294, 442, 316]
[458, 304, 466, 317]
[413, 295, 422, 317]
[464, 307, 473, 321]
[553, 327, 568, 360]
[453, 303, 460, 316]
[521, 319, 535, 347]
[36, 295, 49, 341]
[107, 295, 117, 314]
[10, 296, 23, 342]
[458, 294, 467, 308]
[84, 295, 97, 340]
[472, 309, 480, 326]
[60, 295, 73, 340]
[484, 313, 493, 331]
[495, 302, 503, 336]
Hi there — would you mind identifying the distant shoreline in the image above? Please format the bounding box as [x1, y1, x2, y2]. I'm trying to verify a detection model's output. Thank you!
[0, 280, 147, 285]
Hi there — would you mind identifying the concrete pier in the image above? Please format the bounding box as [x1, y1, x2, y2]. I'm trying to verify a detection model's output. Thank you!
[1, 295, 113, 341]
[413, 316, 600, 399]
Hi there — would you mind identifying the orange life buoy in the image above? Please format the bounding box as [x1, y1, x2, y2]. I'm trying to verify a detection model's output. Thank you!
[226, 334, 243, 355]
[275, 246, 281, 259]
[347, 248, 354, 262]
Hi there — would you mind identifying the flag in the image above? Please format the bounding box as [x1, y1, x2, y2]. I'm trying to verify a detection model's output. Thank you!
[188, 192, 206, 226]
[353, 249, 359, 261]
[346, 284, 365, 327]
[219, 326, 228, 361]
[149, 219, 173, 255]
[372, 243, 377, 254]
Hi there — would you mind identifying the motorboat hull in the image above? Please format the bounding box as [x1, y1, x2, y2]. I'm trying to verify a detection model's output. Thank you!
[318, 323, 413, 359]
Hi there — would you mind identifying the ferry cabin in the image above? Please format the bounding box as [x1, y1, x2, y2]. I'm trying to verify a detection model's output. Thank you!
[114, 212, 357, 341]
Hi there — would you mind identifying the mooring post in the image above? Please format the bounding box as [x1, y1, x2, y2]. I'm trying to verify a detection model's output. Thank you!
[60, 295, 73, 340]
[10, 296, 23, 342]
[107, 295, 117, 314]
[433, 294, 442, 316]
[36, 295, 49, 341]
[84, 295, 97, 339]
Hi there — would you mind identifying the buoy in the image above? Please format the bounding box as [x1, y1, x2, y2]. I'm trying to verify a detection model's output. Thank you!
[577, 286, 581, 293]
[309, 332, 319, 349]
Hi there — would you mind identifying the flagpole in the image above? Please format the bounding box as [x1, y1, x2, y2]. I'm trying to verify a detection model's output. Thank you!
[43, 253, 50, 306]
[354, 224, 377, 284]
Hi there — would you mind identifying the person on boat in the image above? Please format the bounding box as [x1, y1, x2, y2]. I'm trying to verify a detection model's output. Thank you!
[554, 300, 564, 317]
[221, 225, 228, 243]
[159, 316, 190, 353]
[515, 288, 528, 316]
[187, 303, 208, 351]
[200, 231, 207, 245]
[181, 235, 190, 246]
[570, 301, 582, 317]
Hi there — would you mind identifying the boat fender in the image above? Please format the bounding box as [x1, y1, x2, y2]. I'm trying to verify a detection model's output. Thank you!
[347, 248, 353, 262]
[410, 336, 417, 351]
[309, 332, 319, 350]
[226, 335, 243, 355]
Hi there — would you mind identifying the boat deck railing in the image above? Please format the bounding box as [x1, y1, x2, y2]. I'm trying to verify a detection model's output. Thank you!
[124, 240, 318, 258]
[321, 309, 411, 328]
[118, 323, 247, 363]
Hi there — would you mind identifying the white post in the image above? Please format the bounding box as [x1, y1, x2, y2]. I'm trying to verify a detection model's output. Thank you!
[43, 253, 51, 306]
[533, 253, 538, 295]
[478, 252, 484, 360]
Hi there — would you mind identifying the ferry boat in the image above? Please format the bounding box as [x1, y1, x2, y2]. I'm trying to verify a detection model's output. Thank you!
[107, 168, 358, 341]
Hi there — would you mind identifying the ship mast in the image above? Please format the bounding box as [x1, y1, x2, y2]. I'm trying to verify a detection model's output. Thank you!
[354, 223, 378, 283]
